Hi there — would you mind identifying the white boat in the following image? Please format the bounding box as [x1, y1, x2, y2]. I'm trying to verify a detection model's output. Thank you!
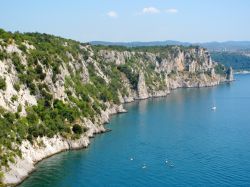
[211, 106, 216, 110]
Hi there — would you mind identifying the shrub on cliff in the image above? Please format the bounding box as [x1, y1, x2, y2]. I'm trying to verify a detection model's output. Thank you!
[0, 171, 4, 185]
[215, 64, 226, 75]
[0, 77, 6, 90]
[11, 53, 24, 73]
[117, 64, 139, 89]
[0, 50, 8, 61]
[72, 124, 83, 134]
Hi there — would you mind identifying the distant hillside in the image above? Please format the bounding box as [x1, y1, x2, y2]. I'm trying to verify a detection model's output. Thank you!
[91, 41, 250, 51]
[91, 41, 250, 70]
[211, 51, 250, 71]
[90, 40, 191, 47]
[200, 41, 250, 52]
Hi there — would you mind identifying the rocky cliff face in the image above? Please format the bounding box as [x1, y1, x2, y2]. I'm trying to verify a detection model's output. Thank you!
[0, 30, 233, 186]
[97, 46, 231, 100]
[227, 67, 234, 81]
[137, 72, 149, 99]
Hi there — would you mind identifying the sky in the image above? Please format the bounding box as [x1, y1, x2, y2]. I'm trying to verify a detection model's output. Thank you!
[0, 0, 250, 43]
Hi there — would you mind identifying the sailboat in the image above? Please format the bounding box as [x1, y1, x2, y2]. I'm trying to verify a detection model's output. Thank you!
[211, 99, 216, 111]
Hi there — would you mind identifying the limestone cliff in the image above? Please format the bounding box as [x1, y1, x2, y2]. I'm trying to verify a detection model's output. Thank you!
[0, 30, 233, 186]
[137, 72, 149, 99]
[227, 67, 234, 81]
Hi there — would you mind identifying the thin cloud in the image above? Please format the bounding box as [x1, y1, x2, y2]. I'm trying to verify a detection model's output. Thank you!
[142, 7, 160, 14]
[138, 7, 178, 15]
[107, 11, 118, 18]
[166, 8, 178, 14]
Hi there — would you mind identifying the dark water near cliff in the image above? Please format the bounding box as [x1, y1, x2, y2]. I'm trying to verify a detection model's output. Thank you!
[20, 74, 250, 187]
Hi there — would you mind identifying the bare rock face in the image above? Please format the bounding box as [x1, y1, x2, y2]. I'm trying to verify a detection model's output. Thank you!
[98, 50, 132, 65]
[137, 72, 149, 99]
[227, 67, 234, 81]
[119, 74, 135, 102]
[0, 57, 37, 114]
[174, 51, 185, 71]
[188, 61, 196, 73]
[210, 68, 216, 78]
[80, 62, 90, 83]
[6, 44, 22, 54]
[164, 75, 171, 92]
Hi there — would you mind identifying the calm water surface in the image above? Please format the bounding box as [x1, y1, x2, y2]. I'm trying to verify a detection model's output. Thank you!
[20, 74, 250, 187]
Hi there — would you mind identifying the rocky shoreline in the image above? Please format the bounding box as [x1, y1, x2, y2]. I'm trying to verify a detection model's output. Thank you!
[2, 104, 126, 186]
[3, 77, 232, 187]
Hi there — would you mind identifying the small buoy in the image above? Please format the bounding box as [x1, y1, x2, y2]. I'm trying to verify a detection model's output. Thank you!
[130, 158, 134, 161]
[165, 160, 168, 163]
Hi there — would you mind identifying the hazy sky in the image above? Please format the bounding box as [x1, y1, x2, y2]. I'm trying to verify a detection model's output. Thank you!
[1, 0, 250, 42]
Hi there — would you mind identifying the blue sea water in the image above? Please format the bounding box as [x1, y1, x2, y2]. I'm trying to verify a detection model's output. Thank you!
[19, 74, 250, 187]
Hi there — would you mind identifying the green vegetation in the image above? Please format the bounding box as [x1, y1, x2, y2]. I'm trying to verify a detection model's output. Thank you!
[72, 124, 83, 134]
[215, 63, 226, 75]
[13, 83, 20, 92]
[0, 77, 6, 90]
[92, 44, 198, 54]
[11, 95, 18, 102]
[0, 172, 4, 186]
[211, 51, 250, 70]
[0, 50, 8, 61]
[117, 64, 139, 89]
